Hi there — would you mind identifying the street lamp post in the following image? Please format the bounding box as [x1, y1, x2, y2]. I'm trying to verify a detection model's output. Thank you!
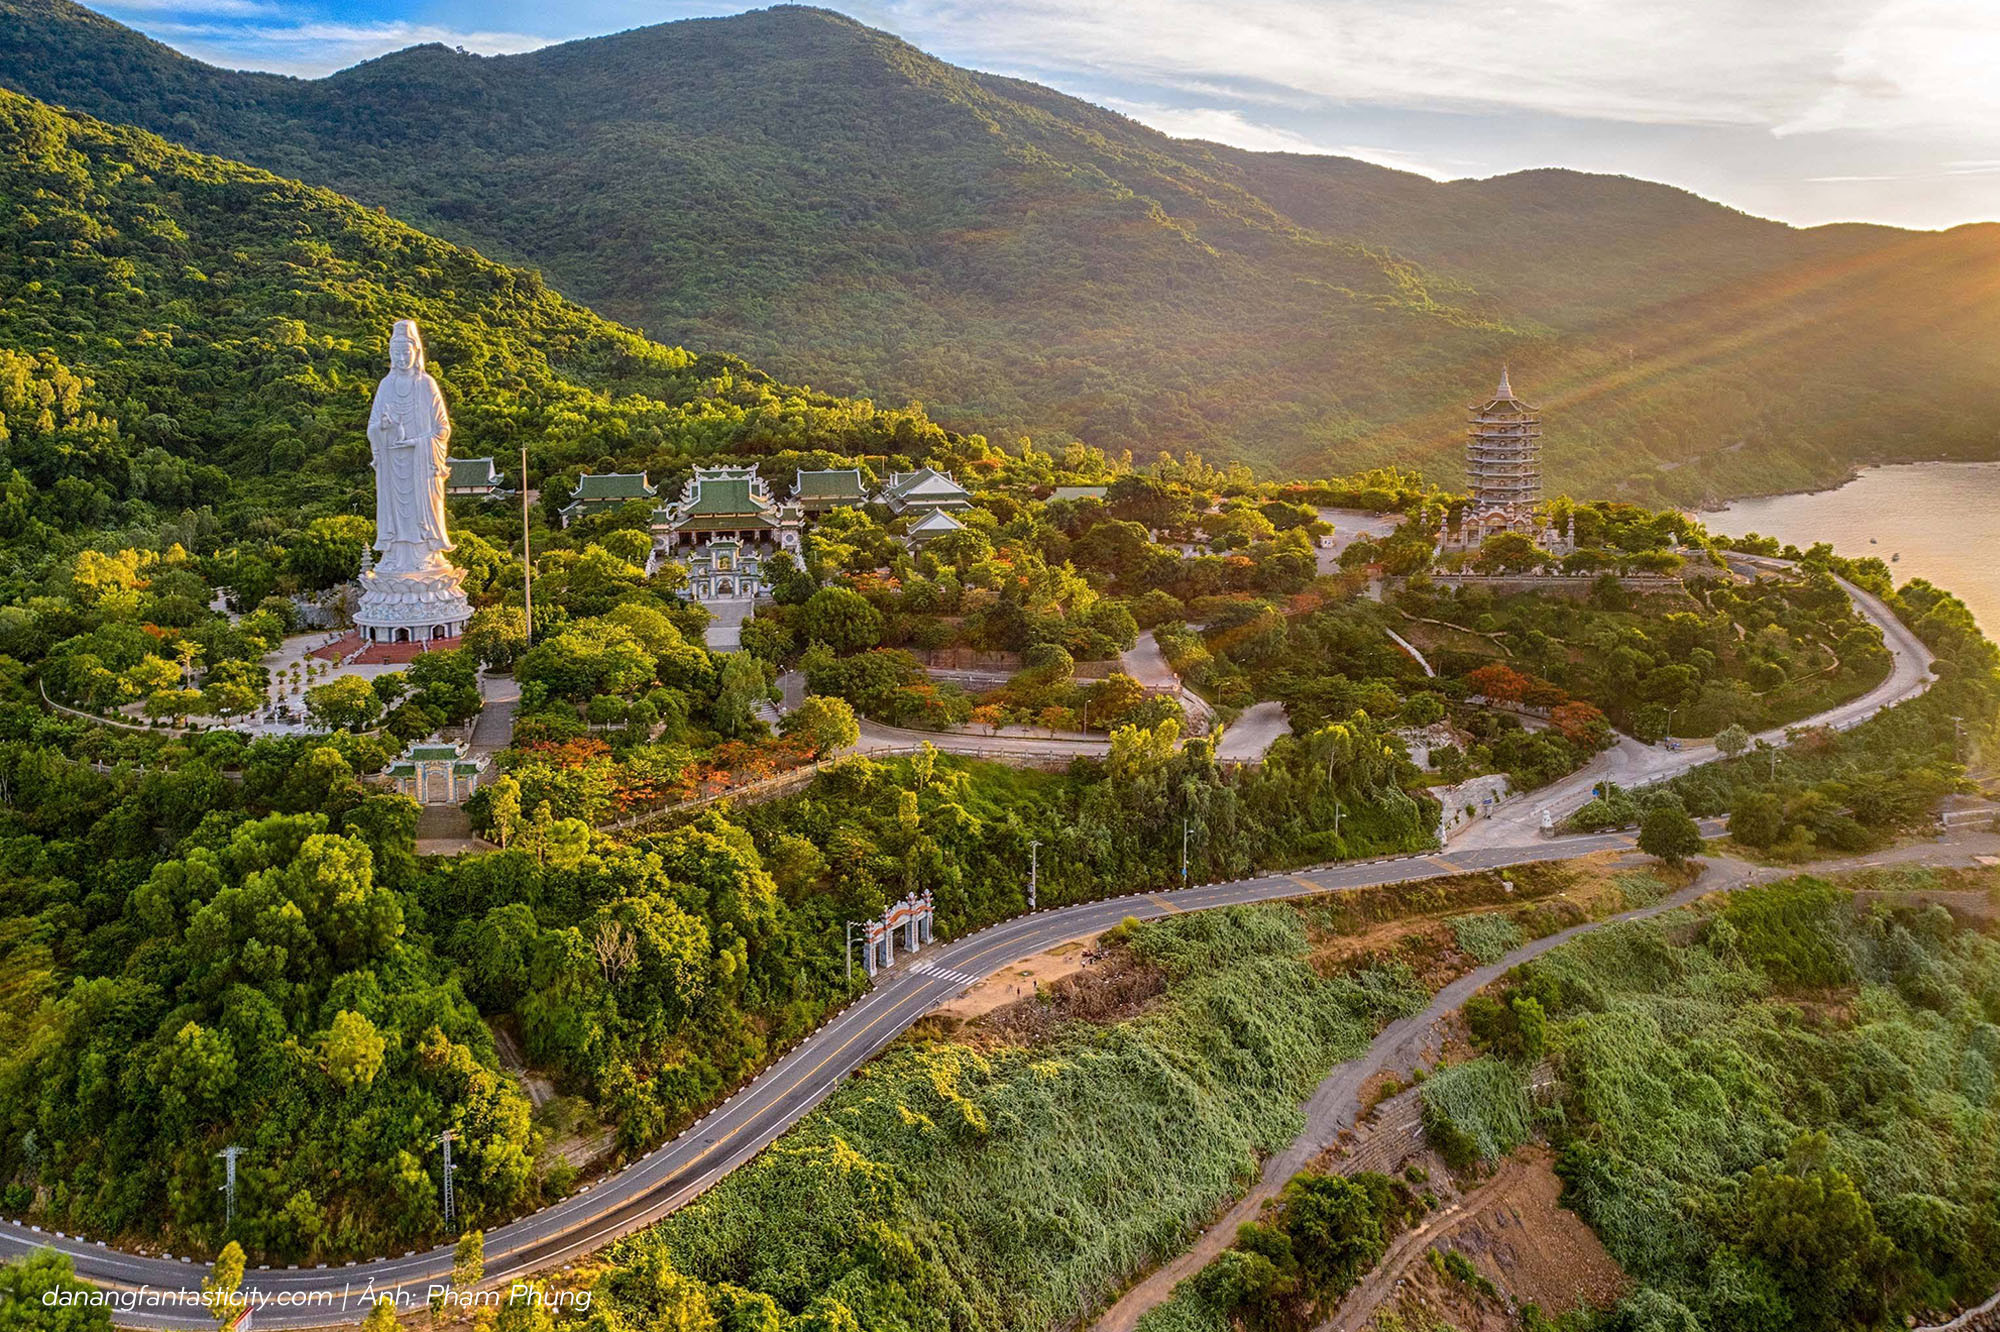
[1028, 838, 1040, 910]
[1181, 819, 1189, 884]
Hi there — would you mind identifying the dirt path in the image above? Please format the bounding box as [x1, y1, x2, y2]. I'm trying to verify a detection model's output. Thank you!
[1320, 1149, 1626, 1331]
[1088, 831, 2000, 1332]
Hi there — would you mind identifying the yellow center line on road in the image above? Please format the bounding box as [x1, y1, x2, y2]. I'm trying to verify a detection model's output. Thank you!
[1147, 895, 1184, 914]
[1427, 856, 1465, 872]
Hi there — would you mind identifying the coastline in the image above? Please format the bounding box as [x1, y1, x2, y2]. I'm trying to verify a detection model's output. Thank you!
[1688, 452, 2000, 508]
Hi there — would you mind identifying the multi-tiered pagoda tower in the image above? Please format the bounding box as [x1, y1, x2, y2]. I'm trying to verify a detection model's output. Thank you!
[1466, 367, 1542, 510]
[1437, 369, 1572, 556]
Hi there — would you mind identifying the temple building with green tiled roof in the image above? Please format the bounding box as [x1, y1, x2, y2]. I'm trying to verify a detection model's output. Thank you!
[877, 467, 973, 514]
[559, 471, 656, 526]
[792, 467, 870, 512]
[904, 507, 965, 549]
[652, 466, 803, 602]
[445, 457, 511, 498]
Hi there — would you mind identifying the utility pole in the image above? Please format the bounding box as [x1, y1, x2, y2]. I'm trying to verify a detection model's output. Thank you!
[1028, 839, 1040, 910]
[1181, 819, 1189, 884]
[1334, 800, 1345, 840]
[520, 445, 534, 644]
[215, 1146, 243, 1230]
[437, 1130, 457, 1230]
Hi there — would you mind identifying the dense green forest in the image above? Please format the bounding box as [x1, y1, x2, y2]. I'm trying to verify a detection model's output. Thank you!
[4, 1, 1998, 503]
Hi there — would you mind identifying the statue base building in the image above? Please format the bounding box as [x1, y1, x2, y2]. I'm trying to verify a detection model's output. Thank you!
[353, 562, 472, 644]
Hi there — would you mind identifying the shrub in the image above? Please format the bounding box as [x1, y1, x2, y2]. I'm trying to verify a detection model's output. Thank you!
[1420, 1058, 1531, 1170]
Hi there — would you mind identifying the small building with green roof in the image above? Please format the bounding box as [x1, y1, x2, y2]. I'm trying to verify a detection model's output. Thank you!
[384, 738, 488, 804]
[877, 467, 973, 514]
[559, 472, 656, 526]
[446, 457, 512, 498]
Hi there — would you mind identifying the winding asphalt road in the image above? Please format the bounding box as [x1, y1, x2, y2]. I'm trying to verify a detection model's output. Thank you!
[1453, 558, 1936, 848]
[4, 829, 1695, 1327]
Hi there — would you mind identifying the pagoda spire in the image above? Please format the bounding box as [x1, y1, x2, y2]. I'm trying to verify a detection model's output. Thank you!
[1466, 368, 1542, 512]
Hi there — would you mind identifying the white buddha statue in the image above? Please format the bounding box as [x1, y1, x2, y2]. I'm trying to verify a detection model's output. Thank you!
[353, 319, 472, 644]
[367, 319, 454, 574]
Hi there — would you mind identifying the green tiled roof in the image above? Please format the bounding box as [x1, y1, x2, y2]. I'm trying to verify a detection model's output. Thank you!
[795, 468, 867, 501]
[571, 472, 654, 500]
[883, 468, 972, 505]
[683, 476, 766, 516]
[407, 743, 460, 760]
[447, 457, 504, 489]
[908, 508, 964, 535]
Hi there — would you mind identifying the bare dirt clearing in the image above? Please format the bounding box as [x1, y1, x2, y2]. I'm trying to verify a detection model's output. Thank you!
[1326, 1148, 1628, 1332]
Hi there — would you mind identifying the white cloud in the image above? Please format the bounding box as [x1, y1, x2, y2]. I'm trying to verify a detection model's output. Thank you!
[1094, 99, 1327, 153]
[1095, 96, 1465, 177]
[866, 0, 2000, 141]
[148, 18, 558, 75]
[1774, 0, 2000, 137]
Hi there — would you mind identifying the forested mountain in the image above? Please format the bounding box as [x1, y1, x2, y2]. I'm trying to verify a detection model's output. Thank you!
[0, 81, 967, 594]
[4, 0, 1999, 503]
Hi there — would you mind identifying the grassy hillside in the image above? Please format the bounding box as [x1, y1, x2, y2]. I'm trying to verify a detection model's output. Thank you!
[4, 0, 1998, 502]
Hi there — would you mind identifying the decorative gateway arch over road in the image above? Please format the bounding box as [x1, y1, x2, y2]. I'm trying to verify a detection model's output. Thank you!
[855, 890, 936, 977]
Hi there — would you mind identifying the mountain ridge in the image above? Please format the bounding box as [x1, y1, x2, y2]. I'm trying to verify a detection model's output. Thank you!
[3, 0, 1998, 501]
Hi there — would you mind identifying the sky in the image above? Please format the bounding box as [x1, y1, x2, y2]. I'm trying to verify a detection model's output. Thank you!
[93, 0, 2000, 230]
